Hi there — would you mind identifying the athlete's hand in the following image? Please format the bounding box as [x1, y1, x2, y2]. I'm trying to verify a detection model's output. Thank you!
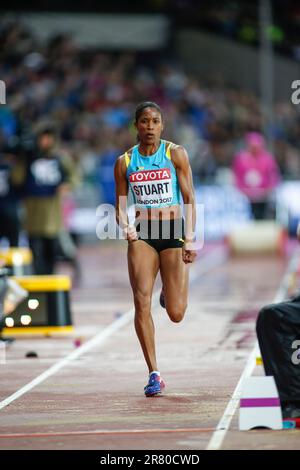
[182, 242, 197, 264]
[124, 225, 138, 242]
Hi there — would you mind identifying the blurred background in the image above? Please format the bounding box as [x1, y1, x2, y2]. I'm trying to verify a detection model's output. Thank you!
[1, 2, 300, 449]
[1, 0, 300, 276]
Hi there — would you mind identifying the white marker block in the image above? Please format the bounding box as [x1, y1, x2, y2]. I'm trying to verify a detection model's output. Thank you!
[239, 376, 282, 430]
[228, 221, 284, 255]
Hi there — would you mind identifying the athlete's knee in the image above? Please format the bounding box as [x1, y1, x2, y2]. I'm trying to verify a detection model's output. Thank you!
[133, 290, 152, 313]
[167, 302, 187, 323]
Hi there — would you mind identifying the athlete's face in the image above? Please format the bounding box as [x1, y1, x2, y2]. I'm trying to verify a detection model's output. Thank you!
[135, 108, 163, 145]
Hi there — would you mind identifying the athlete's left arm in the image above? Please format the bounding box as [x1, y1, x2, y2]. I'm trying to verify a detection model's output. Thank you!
[171, 145, 197, 264]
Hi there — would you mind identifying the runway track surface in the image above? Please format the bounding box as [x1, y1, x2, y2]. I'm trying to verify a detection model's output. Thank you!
[0, 241, 298, 450]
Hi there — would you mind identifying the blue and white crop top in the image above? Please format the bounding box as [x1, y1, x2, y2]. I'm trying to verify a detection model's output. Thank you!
[125, 140, 181, 209]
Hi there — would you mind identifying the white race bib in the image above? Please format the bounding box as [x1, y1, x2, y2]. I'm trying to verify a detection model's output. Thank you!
[31, 159, 61, 186]
[129, 168, 173, 206]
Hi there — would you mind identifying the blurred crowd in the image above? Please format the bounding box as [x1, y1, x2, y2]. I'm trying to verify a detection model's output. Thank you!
[0, 19, 300, 266]
[1, 20, 300, 187]
[173, 0, 300, 61]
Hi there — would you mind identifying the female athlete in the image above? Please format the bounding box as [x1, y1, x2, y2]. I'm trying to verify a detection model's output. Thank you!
[114, 101, 197, 397]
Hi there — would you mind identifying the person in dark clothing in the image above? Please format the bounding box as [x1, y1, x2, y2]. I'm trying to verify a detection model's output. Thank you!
[0, 152, 21, 247]
[14, 127, 69, 275]
[256, 222, 300, 419]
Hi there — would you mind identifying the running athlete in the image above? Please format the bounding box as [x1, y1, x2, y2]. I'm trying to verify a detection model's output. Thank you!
[114, 102, 197, 397]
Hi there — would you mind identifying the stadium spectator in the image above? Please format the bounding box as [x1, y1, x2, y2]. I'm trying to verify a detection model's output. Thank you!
[232, 132, 281, 219]
[0, 146, 21, 247]
[13, 127, 72, 274]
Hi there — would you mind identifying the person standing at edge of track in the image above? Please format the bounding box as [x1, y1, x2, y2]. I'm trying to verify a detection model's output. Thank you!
[12, 127, 70, 275]
[256, 221, 300, 419]
[114, 101, 197, 397]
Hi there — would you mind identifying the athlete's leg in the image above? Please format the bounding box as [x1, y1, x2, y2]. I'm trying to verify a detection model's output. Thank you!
[159, 248, 189, 323]
[127, 240, 160, 373]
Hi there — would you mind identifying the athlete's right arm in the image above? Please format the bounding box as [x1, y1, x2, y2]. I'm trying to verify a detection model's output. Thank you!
[114, 155, 138, 242]
[297, 221, 300, 243]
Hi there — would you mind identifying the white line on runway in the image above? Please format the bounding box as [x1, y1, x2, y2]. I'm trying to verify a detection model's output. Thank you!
[0, 245, 228, 412]
[206, 249, 300, 451]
